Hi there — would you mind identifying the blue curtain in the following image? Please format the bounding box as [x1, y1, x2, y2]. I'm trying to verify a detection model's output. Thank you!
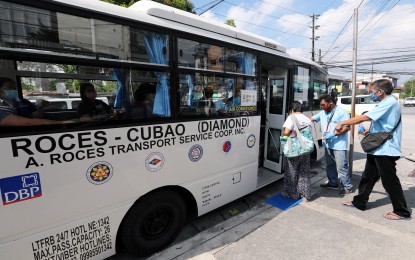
[186, 74, 194, 107]
[236, 52, 256, 90]
[113, 68, 130, 110]
[236, 52, 255, 75]
[144, 33, 170, 117]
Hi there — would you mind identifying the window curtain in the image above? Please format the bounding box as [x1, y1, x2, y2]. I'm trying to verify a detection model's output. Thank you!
[143, 32, 170, 117]
[236, 52, 256, 90]
[186, 74, 194, 107]
[236, 52, 255, 76]
[114, 68, 130, 110]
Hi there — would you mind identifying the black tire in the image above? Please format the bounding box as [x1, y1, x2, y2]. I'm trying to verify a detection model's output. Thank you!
[120, 190, 186, 256]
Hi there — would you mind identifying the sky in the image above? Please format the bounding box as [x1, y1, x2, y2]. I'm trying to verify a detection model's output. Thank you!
[190, 0, 415, 85]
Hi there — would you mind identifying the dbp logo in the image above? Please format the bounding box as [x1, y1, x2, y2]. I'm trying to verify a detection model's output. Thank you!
[0, 173, 42, 205]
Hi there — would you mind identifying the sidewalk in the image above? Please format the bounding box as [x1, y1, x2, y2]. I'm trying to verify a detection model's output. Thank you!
[149, 154, 415, 260]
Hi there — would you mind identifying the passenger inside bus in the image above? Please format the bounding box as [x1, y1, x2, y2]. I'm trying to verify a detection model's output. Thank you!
[131, 82, 156, 119]
[77, 83, 113, 120]
[0, 77, 49, 118]
[0, 77, 61, 126]
[214, 95, 231, 117]
[227, 88, 241, 107]
[199, 87, 215, 117]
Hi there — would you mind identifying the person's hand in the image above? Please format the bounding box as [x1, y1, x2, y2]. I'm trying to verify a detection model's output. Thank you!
[323, 133, 335, 140]
[280, 136, 288, 144]
[334, 123, 343, 132]
[358, 126, 365, 133]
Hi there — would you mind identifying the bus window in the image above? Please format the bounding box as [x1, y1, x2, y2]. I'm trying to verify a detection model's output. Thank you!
[1, 57, 172, 125]
[293, 66, 310, 111]
[178, 39, 222, 71]
[177, 74, 258, 118]
[312, 82, 327, 110]
[225, 49, 257, 76]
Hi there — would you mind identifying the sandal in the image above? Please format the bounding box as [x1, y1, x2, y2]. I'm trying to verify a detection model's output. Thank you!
[383, 212, 411, 220]
[301, 197, 310, 203]
[342, 201, 355, 207]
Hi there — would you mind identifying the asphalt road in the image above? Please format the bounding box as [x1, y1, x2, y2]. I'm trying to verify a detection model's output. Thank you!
[402, 104, 415, 115]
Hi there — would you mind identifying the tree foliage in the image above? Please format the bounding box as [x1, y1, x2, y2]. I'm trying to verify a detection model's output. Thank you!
[100, 0, 195, 12]
[225, 19, 236, 27]
[402, 78, 415, 98]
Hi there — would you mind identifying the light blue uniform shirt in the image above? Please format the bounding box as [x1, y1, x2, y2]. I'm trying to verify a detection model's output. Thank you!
[312, 106, 350, 150]
[214, 100, 229, 112]
[365, 95, 401, 156]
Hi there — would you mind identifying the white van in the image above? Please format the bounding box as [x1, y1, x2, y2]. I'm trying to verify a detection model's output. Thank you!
[403, 97, 415, 107]
[28, 97, 110, 120]
[336, 95, 378, 116]
[29, 97, 109, 110]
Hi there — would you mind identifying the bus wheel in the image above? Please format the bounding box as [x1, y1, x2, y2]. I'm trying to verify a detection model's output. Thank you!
[120, 190, 186, 256]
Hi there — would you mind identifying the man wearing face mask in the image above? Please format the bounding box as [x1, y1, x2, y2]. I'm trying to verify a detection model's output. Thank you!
[0, 77, 59, 126]
[335, 79, 411, 220]
[311, 94, 353, 196]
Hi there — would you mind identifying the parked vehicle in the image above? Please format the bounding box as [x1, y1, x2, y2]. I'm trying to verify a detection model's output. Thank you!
[403, 97, 415, 107]
[336, 95, 378, 116]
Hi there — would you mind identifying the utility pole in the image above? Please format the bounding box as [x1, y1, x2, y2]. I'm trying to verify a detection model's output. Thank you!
[318, 49, 322, 64]
[310, 14, 320, 61]
[371, 61, 374, 83]
[349, 8, 358, 178]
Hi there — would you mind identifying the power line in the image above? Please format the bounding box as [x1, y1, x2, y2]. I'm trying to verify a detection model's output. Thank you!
[220, 0, 309, 26]
[359, 0, 400, 38]
[322, 0, 365, 61]
[198, 0, 225, 15]
[205, 11, 311, 39]
[324, 0, 401, 63]
[247, 0, 308, 16]
[194, 0, 222, 12]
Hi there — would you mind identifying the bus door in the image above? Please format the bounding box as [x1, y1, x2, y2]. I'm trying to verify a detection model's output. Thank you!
[263, 69, 288, 173]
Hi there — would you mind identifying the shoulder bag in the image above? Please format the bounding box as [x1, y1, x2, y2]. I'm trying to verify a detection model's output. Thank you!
[282, 115, 314, 158]
[360, 116, 401, 153]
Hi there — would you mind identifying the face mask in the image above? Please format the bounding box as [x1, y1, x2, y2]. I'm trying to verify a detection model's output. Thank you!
[320, 104, 331, 111]
[370, 90, 380, 101]
[3, 89, 18, 100]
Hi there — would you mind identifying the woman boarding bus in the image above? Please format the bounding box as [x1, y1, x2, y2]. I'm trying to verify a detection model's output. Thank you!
[0, 0, 327, 258]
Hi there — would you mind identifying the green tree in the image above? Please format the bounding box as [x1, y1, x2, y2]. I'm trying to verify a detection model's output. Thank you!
[402, 78, 415, 98]
[100, 0, 195, 12]
[225, 19, 236, 27]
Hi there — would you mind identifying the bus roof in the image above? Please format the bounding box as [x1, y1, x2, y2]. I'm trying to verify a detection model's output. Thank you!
[129, 0, 286, 53]
[45, 0, 322, 69]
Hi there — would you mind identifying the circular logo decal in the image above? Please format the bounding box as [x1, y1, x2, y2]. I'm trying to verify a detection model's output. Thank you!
[247, 134, 256, 148]
[223, 140, 232, 154]
[145, 152, 165, 172]
[188, 144, 203, 162]
[86, 162, 113, 185]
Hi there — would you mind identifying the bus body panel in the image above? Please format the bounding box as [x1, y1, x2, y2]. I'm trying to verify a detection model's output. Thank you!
[0, 205, 128, 260]
[0, 116, 260, 258]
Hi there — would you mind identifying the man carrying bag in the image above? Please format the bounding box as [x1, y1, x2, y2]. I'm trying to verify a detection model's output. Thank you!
[335, 79, 411, 220]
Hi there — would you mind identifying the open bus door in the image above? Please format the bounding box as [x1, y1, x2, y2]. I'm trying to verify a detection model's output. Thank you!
[263, 69, 288, 173]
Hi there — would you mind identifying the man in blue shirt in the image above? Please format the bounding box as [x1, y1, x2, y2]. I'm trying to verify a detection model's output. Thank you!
[335, 79, 411, 220]
[312, 94, 353, 195]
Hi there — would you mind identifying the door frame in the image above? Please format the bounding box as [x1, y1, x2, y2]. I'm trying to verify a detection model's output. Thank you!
[263, 68, 288, 173]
